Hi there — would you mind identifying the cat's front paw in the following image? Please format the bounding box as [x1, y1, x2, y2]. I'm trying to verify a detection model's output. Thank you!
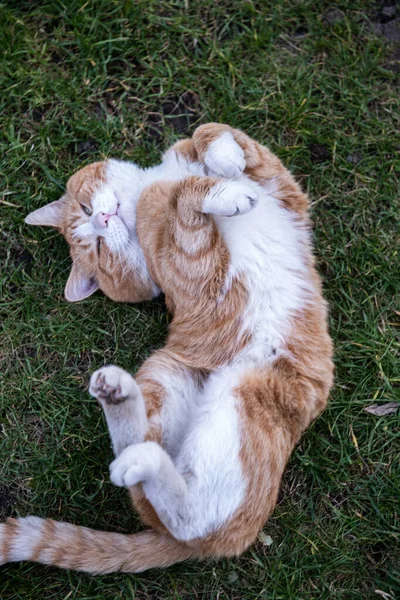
[89, 365, 139, 406]
[109, 442, 161, 487]
[204, 132, 246, 178]
[203, 181, 259, 217]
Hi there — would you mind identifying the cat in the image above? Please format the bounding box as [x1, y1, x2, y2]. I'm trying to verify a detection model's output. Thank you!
[0, 123, 334, 574]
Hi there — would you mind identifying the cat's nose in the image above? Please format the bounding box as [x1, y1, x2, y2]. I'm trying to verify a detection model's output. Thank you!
[96, 212, 114, 228]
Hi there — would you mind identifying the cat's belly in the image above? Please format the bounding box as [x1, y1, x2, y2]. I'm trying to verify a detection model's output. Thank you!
[214, 177, 314, 365]
[167, 368, 246, 541]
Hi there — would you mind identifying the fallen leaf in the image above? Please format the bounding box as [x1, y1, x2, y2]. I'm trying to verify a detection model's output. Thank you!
[258, 531, 273, 546]
[364, 402, 399, 416]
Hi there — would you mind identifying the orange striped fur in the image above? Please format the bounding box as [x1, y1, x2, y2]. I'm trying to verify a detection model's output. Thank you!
[2, 123, 334, 573]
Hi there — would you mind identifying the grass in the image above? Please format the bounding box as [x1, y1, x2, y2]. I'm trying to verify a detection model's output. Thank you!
[0, 0, 399, 598]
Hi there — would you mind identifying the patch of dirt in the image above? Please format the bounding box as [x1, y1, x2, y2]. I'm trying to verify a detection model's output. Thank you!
[106, 57, 142, 78]
[384, 43, 400, 71]
[49, 49, 62, 64]
[28, 102, 55, 123]
[32, 108, 45, 122]
[367, 97, 390, 118]
[322, 8, 345, 26]
[24, 414, 46, 444]
[95, 91, 120, 117]
[308, 142, 332, 164]
[0, 482, 31, 520]
[162, 91, 199, 133]
[70, 138, 99, 157]
[293, 25, 308, 37]
[372, 0, 400, 40]
[65, 349, 94, 373]
[146, 91, 200, 143]
[13, 246, 34, 270]
[371, 1, 400, 72]
[146, 111, 164, 144]
[0, 487, 14, 519]
[277, 24, 310, 54]
[0, 234, 34, 275]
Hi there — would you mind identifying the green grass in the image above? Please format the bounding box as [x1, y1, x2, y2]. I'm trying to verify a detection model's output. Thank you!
[1, 0, 399, 598]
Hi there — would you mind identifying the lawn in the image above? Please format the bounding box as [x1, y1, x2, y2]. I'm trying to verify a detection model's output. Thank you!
[0, 0, 399, 598]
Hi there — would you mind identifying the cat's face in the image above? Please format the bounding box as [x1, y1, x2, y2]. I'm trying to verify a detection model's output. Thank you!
[25, 160, 158, 303]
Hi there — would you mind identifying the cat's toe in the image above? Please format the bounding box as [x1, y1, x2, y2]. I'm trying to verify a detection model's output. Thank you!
[110, 460, 144, 487]
[109, 443, 161, 487]
[89, 365, 138, 405]
[203, 181, 259, 217]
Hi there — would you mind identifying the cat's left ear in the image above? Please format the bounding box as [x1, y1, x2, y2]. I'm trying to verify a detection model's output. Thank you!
[25, 199, 65, 228]
[65, 263, 99, 302]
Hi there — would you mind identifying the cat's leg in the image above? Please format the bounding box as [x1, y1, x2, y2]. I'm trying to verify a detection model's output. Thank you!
[172, 175, 260, 225]
[165, 122, 307, 216]
[194, 124, 246, 178]
[164, 138, 198, 163]
[133, 349, 200, 531]
[90, 353, 201, 456]
[192, 123, 309, 214]
[89, 365, 147, 456]
[90, 354, 201, 531]
[106, 370, 247, 543]
[108, 441, 195, 540]
[192, 123, 280, 179]
[163, 125, 307, 214]
[163, 129, 244, 177]
[134, 350, 202, 447]
[110, 442, 185, 504]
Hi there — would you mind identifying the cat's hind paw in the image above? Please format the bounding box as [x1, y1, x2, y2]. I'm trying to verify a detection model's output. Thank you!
[89, 365, 139, 406]
[203, 181, 259, 217]
[109, 442, 161, 487]
[204, 132, 246, 178]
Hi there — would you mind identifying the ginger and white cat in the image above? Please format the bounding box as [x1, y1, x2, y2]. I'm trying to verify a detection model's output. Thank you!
[1, 124, 334, 573]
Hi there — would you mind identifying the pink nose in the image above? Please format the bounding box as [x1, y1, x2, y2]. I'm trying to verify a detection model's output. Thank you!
[96, 212, 114, 228]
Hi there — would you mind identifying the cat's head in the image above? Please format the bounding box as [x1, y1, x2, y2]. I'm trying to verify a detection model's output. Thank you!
[25, 160, 158, 303]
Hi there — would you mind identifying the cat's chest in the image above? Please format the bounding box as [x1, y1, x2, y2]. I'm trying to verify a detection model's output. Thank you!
[215, 191, 313, 361]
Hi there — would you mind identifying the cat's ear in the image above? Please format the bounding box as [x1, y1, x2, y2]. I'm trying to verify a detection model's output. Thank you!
[25, 199, 65, 228]
[65, 263, 99, 302]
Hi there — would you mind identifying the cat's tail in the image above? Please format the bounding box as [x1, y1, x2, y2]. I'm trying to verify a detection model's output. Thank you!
[0, 517, 199, 573]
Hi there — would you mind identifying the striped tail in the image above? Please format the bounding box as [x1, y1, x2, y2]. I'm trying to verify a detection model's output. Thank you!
[0, 517, 198, 573]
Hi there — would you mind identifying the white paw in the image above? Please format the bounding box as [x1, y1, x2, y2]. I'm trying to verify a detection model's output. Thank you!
[89, 365, 139, 406]
[109, 442, 161, 487]
[204, 132, 246, 178]
[203, 181, 259, 217]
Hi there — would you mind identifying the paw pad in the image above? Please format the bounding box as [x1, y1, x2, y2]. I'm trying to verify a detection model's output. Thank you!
[89, 366, 136, 405]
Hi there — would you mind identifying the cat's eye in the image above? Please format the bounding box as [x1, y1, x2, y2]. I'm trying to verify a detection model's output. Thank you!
[80, 203, 92, 216]
[97, 237, 102, 256]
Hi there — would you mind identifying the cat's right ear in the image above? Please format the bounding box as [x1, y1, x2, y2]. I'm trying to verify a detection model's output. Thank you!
[65, 263, 99, 302]
[25, 199, 64, 228]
